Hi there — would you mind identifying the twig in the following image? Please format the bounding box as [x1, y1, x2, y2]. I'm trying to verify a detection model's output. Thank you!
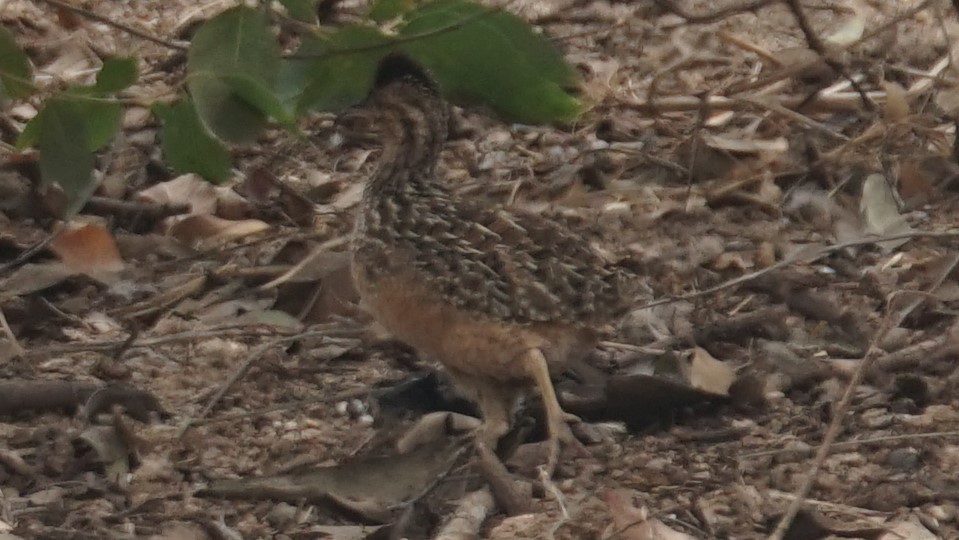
[726, 0, 934, 95]
[766, 308, 890, 540]
[625, 89, 887, 114]
[735, 96, 849, 141]
[782, 0, 875, 111]
[26, 323, 361, 359]
[0, 307, 24, 357]
[637, 230, 959, 311]
[83, 197, 191, 221]
[767, 490, 887, 517]
[0, 233, 55, 276]
[767, 256, 959, 539]
[175, 329, 335, 440]
[433, 487, 496, 540]
[890, 253, 959, 328]
[32, 0, 187, 51]
[651, 0, 776, 24]
[742, 430, 959, 459]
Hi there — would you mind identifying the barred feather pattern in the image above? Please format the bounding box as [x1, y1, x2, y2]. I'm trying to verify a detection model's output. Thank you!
[351, 74, 631, 327]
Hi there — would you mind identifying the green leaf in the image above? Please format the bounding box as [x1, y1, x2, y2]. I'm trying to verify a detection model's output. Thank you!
[153, 99, 232, 183]
[187, 6, 280, 142]
[369, 0, 417, 22]
[278, 0, 318, 23]
[292, 25, 392, 114]
[222, 74, 295, 128]
[94, 57, 138, 94]
[18, 97, 120, 152]
[0, 27, 33, 102]
[399, 0, 579, 123]
[37, 100, 97, 217]
[16, 112, 42, 149]
[73, 100, 122, 151]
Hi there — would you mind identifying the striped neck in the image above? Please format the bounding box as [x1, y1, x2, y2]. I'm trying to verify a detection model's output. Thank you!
[365, 80, 449, 198]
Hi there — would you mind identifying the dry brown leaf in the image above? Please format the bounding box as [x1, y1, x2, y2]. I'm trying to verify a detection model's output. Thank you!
[214, 186, 253, 220]
[137, 174, 218, 215]
[166, 215, 269, 248]
[934, 83, 959, 115]
[147, 522, 210, 540]
[685, 347, 735, 396]
[860, 173, 911, 249]
[0, 263, 77, 301]
[898, 160, 936, 204]
[882, 80, 910, 122]
[41, 44, 98, 85]
[824, 7, 865, 48]
[332, 181, 365, 210]
[49, 222, 124, 275]
[878, 516, 937, 540]
[602, 489, 695, 540]
[702, 134, 788, 154]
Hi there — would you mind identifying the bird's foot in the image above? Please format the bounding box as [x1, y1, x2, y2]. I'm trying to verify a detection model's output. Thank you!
[544, 413, 591, 476]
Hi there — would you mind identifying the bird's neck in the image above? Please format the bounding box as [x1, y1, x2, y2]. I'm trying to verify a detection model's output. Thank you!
[365, 93, 448, 199]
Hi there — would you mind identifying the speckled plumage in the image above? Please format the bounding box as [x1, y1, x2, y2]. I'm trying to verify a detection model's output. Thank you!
[349, 54, 633, 474]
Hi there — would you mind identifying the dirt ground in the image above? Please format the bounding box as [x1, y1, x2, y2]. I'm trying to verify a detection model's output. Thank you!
[3, 0, 959, 538]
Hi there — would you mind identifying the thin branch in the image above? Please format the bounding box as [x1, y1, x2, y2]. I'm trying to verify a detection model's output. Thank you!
[782, 0, 875, 111]
[767, 256, 959, 539]
[32, 0, 187, 51]
[284, 7, 499, 60]
[651, 0, 777, 24]
[175, 329, 339, 440]
[742, 430, 959, 460]
[766, 306, 891, 540]
[0, 307, 24, 357]
[636, 230, 959, 311]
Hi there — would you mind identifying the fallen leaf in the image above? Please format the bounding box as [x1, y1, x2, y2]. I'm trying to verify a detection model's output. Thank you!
[50, 222, 124, 275]
[603, 489, 695, 540]
[882, 80, 909, 122]
[167, 215, 270, 248]
[860, 173, 911, 249]
[332, 181, 365, 210]
[824, 8, 865, 47]
[0, 262, 77, 301]
[878, 516, 937, 540]
[702, 133, 789, 154]
[137, 173, 218, 215]
[685, 347, 735, 395]
[75, 425, 131, 484]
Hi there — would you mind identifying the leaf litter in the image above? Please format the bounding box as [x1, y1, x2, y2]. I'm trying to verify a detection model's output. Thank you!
[3, 0, 959, 538]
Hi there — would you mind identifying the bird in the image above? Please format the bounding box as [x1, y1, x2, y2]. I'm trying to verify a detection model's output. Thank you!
[348, 53, 632, 478]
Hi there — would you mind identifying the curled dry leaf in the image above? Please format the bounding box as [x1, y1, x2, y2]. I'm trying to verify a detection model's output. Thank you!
[685, 347, 735, 396]
[166, 215, 269, 248]
[878, 516, 937, 540]
[823, 6, 865, 48]
[860, 173, 912, 249]
[49, 222, 124, 275]
[136, 173, 218, 215]
[75, 425, 131, 484]
[881, 80, 909, 122]
[702, 133, 789, 155]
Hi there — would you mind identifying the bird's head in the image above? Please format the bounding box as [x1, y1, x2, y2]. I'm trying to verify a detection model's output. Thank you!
[335, 53, 448, 149]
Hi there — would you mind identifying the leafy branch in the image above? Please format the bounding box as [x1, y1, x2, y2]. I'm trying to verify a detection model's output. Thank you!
[0, 0, 581, 217]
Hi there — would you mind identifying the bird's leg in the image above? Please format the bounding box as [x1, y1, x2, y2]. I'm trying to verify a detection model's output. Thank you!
[470, 379, 530, 514]
[521, 348, 590, 475]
